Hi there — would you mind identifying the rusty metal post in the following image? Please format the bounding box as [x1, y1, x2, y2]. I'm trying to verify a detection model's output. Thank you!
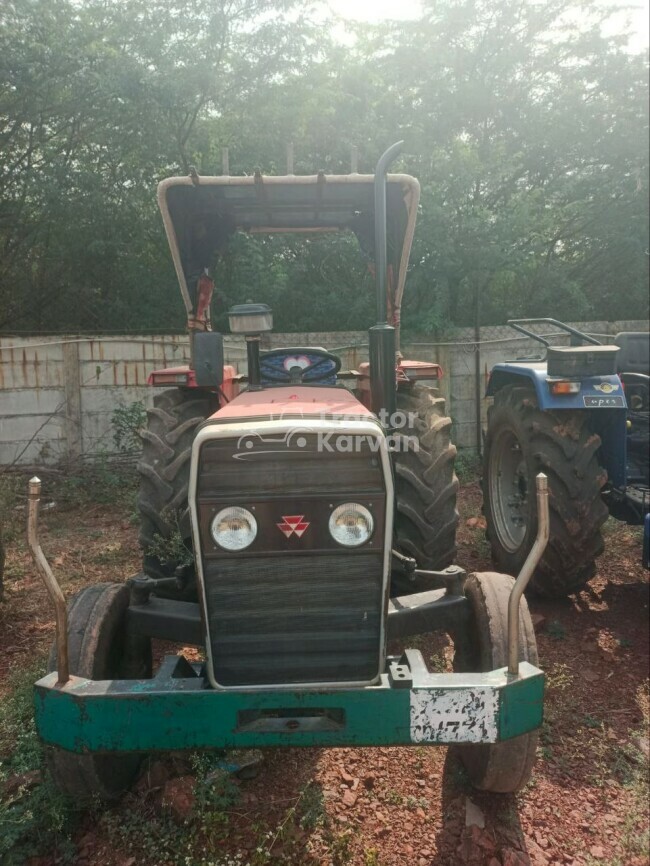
[508, 473, 549, 676]
[27, 477, 69, 684]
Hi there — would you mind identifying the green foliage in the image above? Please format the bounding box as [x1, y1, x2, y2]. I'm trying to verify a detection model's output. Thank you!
[0, 475, 22, 542]
[364, 848, 381, 866]
[101, 755, 241, 864]
[545, 662, 574, 694]
[112, 401, 147, 454]
[103, 807, 203, 864]
[0, 661, 46, 775]
[298, 782, 327, 830]
[55, 457, 138, 510]
[329, 830, 353, 866]
[213, 232, 373, 332]
[0, 472, 27, 556]
[146, 510, 194, 568]
[190, 753, 241, 816]
[0, 473, 23, 596]
[0, 660, 79, 864]
[454, 450, 481, 485]
[428, 651, 448, 673]
[0, 0, 647, 335]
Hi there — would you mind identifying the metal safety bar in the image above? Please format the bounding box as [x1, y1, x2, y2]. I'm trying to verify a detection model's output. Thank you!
[27, 477, 69, 685]
[508, 318, 602, 348]
[508, 473, 549, 676]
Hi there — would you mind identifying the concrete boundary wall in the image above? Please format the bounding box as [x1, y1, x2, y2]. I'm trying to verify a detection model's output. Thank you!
[1, 321, 647, 465]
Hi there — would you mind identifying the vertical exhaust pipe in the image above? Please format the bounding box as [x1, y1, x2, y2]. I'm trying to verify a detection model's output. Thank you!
[369, 141, 403, 424]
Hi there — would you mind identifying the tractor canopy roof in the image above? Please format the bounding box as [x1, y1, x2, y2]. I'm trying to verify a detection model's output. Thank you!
[157, 173, 420, 322]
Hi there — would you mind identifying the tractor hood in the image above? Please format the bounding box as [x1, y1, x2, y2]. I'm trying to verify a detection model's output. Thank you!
[157, 173, 420, 326]
[205, 385, 376, 424]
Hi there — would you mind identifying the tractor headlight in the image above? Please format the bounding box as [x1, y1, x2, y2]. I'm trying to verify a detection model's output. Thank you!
[328, 503, 374, 547]
[211, 506, 257, 551]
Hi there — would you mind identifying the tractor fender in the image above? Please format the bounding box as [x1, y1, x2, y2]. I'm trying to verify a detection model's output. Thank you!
[487, 362, 627, 410]
[147, 364, 239, 400]
[486, 362, 628, 490]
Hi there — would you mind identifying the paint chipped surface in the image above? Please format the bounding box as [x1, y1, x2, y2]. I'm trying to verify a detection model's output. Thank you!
[410, 688, 499, 744]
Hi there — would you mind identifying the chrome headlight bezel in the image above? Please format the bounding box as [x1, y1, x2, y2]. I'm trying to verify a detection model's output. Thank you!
[210, 506, 258, 551]
[328, 502, 374, 547]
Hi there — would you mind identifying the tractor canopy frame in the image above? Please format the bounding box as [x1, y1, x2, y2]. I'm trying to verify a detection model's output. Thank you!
[157, 171, 420, 346]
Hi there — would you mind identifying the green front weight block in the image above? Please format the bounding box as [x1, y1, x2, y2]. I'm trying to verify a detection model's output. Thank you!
[34, 655, 544, 754]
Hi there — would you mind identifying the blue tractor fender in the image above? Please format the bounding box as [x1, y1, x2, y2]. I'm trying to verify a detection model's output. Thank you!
[486, 361, 627, 411]
[485, 361, 628, 490]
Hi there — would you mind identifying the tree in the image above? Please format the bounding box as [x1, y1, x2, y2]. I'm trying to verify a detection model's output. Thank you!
[0, 0, 647, 334]
[0, 0, 320, 332]
[350, 0, 649, 330]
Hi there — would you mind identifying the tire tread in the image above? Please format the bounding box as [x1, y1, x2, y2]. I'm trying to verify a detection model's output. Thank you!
[393, 384, 459, 586]
[136, 388, 213, 582]
[482, 385, 608, 597]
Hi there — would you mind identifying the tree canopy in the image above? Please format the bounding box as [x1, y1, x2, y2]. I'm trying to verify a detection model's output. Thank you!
[1, 0, 647, 335]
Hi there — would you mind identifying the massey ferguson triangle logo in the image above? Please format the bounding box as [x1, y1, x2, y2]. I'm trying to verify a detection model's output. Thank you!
[277, 515, 310, 538]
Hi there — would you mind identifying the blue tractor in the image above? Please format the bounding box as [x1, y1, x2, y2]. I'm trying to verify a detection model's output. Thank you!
[483, 319, 650, 596]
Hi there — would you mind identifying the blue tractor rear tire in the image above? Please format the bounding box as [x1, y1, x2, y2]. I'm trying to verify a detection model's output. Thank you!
[482, 385, 608, 597]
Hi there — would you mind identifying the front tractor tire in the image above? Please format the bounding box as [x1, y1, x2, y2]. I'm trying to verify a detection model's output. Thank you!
[137, 388, 214, 585]
[453, 571, 538, 793]
[46, 583, 152, 803]
[392, 383, 459, 591]
[483, 385, 608, 597]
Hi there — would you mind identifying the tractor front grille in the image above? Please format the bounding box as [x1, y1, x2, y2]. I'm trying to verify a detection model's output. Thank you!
[193, 428, 388, 689]
[203, 553, 383, 687]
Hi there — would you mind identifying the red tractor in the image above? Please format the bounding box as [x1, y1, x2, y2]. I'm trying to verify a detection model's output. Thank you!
[32, 144, 546, 803]
[137, 145, 459, 597]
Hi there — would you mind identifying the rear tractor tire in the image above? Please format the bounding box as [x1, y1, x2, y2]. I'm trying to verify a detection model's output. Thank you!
[482, 385, 608, 597]
[392, 383, 459, 592]
[137, 388, 214, 590]
[453, 571, 539, 793]
[46, 583, 152, 803]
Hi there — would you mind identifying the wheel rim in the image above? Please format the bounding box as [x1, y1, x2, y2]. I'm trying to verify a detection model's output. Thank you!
[488, 427, 530, 553]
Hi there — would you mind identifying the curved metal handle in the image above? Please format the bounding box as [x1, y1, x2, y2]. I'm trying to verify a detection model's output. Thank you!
[27, 477, 69, 685]
[508, 473, 549, 676]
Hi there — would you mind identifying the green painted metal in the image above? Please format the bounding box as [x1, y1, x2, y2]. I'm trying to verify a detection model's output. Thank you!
[499, 670, 545, 740]
[36, 679, 410, 752]
[34, 658, 544, 754]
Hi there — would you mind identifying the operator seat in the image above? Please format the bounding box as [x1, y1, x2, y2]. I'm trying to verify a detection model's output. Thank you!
[615, 332, 650, 412]
[615, 332, 650, 376]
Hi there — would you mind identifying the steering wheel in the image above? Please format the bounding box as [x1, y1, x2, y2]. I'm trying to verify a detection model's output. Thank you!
[260, 348, 341, 384]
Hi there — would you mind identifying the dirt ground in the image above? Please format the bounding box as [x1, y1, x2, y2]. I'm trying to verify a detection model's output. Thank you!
[0, 476, 648, 866]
